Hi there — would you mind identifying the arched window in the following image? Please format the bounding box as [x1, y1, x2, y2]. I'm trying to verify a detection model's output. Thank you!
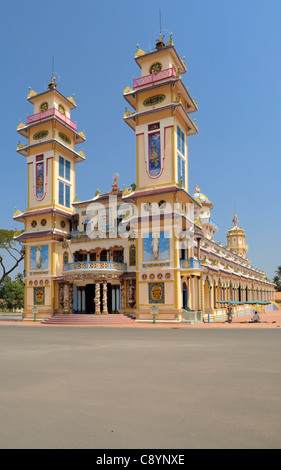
[100, 250, 108, 261]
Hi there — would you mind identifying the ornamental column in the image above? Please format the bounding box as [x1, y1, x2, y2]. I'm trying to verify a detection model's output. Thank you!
[95, 282, 101, 314]
[102, 281, 108, 314]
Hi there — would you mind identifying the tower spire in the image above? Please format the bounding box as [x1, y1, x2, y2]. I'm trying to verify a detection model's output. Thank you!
[48, 56, 57, 90]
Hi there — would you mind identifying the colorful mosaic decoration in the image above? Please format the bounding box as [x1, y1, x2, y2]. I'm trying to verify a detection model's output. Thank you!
[58, 104, 65, 115]
[40, 102, 48, 111]
[34, 286, 45, 306]
[31, 220, 37, 228]
[148, 282, 165, 304]
[41, 219, 47, 226]
[58, 132, 71, 144]
[143, 95, 165, 107]
[63, 251, 69, 264]
[33, 130, 49, 140]
[149, 62, 162, 74]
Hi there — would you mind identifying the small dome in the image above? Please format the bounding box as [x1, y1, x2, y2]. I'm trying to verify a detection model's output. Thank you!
[192, 185, 212, 205]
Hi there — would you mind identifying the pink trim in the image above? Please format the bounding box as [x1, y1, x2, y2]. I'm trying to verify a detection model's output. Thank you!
[133, 67, 176, 89]
[26, 107, 77, 131]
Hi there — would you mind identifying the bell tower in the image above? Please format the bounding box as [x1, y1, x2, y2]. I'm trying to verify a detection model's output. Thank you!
[123, 34, 201, 320]
[123, 33, 198, 192]
[226, 214, 248, 259]
[15, 76, 86, 318]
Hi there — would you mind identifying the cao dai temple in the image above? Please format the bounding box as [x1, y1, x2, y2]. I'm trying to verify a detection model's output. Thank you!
[14, 33, 275, 323]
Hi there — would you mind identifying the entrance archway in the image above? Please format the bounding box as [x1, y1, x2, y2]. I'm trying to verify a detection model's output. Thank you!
[182, 282, 188, 310]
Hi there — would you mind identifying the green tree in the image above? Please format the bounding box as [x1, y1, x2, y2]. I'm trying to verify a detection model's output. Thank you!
[0, 229, 25, 284]
[0, 275, 24, 310]
[273, 265, 281, 292]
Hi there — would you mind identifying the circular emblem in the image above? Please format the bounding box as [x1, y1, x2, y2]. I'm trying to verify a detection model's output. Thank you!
[40, 102, 48, 112]
[149, 62, 162, 74]
[31, 220, 37, 228]
[41, 219, 47, 226]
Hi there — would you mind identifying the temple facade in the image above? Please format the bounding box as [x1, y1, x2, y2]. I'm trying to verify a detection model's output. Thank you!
[14, 34, 275, 322]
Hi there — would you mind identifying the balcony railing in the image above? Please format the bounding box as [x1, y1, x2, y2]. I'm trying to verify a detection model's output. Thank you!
[26, 107, 77, 131]
[133, 66, 177, 89]
[180, 259, 201, 270]
[63, 261, 127, 272]
[199, 217, 218, 229]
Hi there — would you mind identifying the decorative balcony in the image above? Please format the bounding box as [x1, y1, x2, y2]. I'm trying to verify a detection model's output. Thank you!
[26, 107, 77, 131]
[199, 217, 218, 229]
[180, 259, 201, 270]
[133, 66, 177, 89]
[63, 261, 127, 272]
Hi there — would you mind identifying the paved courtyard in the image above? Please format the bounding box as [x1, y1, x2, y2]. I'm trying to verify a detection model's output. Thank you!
[0, 322, 280, 449]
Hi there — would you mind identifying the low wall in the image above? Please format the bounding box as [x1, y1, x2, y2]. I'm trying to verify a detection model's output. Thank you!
[203, 303, 275, 323]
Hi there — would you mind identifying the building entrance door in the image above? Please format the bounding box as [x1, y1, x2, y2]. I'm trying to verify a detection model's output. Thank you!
[86, 284, 95, 314]
[182, 282, 188, 310]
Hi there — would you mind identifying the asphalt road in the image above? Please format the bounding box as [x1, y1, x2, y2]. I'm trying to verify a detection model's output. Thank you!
[0, 325, 280, 449]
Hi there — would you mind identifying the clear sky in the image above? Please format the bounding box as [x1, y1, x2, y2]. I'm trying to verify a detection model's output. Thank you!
[0, 0, 280, 280]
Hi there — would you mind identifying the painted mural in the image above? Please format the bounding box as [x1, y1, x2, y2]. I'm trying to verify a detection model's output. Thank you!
[143, 231, 169, 261]
[148, 132, 161, 177]
[30, 245, 49, 270]
[36, 161, 45, 199]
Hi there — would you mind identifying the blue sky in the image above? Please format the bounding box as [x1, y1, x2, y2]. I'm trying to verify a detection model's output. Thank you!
[0, 0, 280, 279]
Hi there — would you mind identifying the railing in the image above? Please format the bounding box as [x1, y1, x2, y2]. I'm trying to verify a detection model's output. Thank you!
[71, 225, 128, 240]
[133, 66, 177, 89]
[199, 217, 218, 228]
[26, 107, 77, 131]
[63, 261, 127, 272]
[180, 259, 201, 270]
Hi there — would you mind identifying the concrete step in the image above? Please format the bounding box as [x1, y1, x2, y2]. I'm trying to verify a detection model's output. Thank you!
[41, 313, 135, 325]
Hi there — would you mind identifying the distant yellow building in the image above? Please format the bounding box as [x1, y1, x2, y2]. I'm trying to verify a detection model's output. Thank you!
[14, 34, 275, 322]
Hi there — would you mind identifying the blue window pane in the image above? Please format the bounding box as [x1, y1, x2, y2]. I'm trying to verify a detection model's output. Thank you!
[177, 126, 181, 151]
[65, 160, 71, 181]
[182, 160, 186, 186]
[65, 185, 70, 208]
[177, 154, 181, 182]
[181, 132, 185, 156]
[59, 156, 64, 178]
[59, 181, 64, 205]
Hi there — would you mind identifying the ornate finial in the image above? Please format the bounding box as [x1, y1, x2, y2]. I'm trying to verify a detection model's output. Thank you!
[195, 184, 200, 193]
[113, 173, 120, 185]
[48, 75, 57, 90]
[167, 32, 173, 46]
[233, 213, 238, 227]
[156, 33, 165, 50]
